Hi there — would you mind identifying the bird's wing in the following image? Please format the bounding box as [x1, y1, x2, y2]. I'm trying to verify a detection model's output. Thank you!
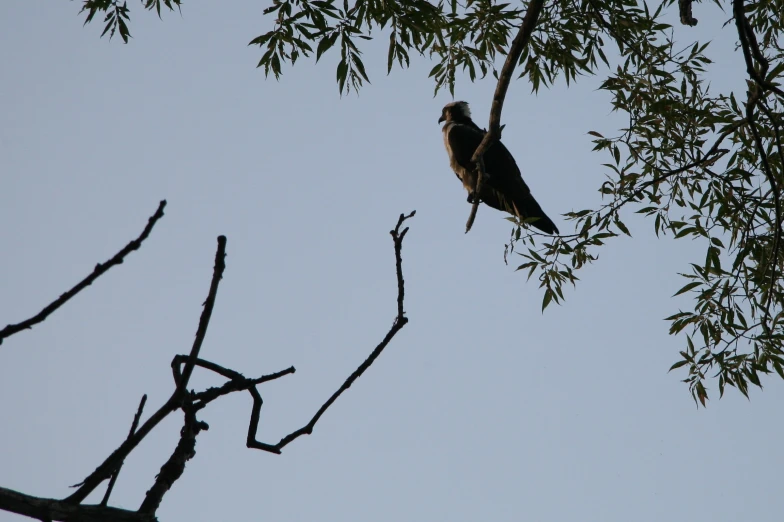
[446, 123, 484, 171]
[448, 124, 530, 201]
[448, 124, 559, 233]
[447, 124, 529, 192]
[484, 141, 559, 234]
[483, 140, 532, 199]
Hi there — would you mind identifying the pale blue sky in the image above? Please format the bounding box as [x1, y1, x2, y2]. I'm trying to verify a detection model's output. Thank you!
[1, 2, 782, 521]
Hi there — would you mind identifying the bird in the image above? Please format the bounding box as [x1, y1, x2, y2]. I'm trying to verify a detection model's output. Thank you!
[438, 101, 559, 234]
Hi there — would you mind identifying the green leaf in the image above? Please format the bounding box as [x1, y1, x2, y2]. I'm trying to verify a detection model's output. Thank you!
[336, 59, 348, 93]
[249, 33, 273, 47]
[695, 381, 708, 407]
[615, 219, 631, 236]
[673, 281, 701, 297]
[542, 289, 553, 312]
[316, 32, 336, 62]
[669, 359, 689, 372]
[387, 32, 396, 73]
[353, 53, 369, 82]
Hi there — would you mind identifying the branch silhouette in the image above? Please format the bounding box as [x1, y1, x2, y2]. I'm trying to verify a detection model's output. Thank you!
[0, 200, 167, 346]
[0, 207, 417, 522]
[465, 0, 545, 233]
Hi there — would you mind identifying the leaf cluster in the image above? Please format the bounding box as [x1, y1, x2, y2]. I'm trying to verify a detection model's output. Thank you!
[247, 0, 533, 95]
[79, 0, 181, 42]
[507, 0, 784, 405]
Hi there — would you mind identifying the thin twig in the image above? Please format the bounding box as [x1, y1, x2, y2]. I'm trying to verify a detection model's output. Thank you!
[392, 211, 414, 318]
[0, 200, 167, 346]
[175, 236, 228, 398]
[465, 0, 546, 233]
[195, 368, 296, 408]
[100, 395, 148, 506]
[171, 355, 244, 383]
[247, 211, 416, 453]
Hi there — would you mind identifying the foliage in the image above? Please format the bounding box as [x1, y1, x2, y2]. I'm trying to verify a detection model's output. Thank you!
[79, 0, 181, 43]
[506, 0, 784, 408]
[77, 0, 784, 406]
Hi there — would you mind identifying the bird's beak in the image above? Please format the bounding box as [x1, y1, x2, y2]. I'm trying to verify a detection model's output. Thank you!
[438, 115, 445, 124]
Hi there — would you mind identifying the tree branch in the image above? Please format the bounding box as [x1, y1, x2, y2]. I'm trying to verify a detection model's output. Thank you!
[193, 366, 297, 409]
[734, 0, 784, 328]
[678, 0, 698, 26]
[0, 486, 156, 522]
[465, 0, 546, 233]
[138, 406, 208, 515]
[4, 210, 417, 519]
[733, 0, 784, 100]
[247, 211, 416, 453]
[174, 235, 227, 397]
[65, 235, 228, 504]
[0, 200, 167, 346]
[101, 395, 148, 506]
[170, 355, 296, 410]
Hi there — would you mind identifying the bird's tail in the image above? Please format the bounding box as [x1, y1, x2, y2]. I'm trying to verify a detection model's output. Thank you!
[513, 194, 559, 235]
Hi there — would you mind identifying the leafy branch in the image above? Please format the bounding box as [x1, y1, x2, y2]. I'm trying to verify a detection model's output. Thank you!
[79, 0, 181, 42]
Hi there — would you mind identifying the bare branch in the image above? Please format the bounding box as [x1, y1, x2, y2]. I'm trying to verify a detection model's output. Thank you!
[465, 0, 546, 233]
[174, 235, 228, 397]
[0, 200, 167, 346]
[101, 395, 148, 506]
[65, 235, 228, 504]
[193, 366, 297, 409]
[247, 211, 416, 453]
[138, 407, 208, 515]
[6, 208, 416, 519]
[392, 211, 414, 318]
[0, 486, 155, 522]
[171, 355, 296, 410]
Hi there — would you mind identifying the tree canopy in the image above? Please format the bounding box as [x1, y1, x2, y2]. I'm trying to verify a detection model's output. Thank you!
[78, 0, 784, 406]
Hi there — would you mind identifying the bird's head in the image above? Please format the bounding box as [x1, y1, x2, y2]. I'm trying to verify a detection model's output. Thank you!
[438, 101, 472, 124]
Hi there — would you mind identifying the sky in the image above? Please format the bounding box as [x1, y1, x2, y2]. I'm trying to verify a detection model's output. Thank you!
[1, 2, 782, 522]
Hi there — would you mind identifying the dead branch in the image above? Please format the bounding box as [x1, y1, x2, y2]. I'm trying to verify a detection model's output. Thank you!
[0, 200, 167, 346]
[247, 210, 416, 453]
[1, 209, 417, 521]
[0, 486, 156, 522]
[65, 235, 228, 505]
[138, 407, 208, 514]
[175, 235, 227, 397]
[101, 395, 148, 506]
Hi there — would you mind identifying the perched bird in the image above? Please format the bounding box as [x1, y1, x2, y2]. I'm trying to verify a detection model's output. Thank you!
[438, 101, 559, 234]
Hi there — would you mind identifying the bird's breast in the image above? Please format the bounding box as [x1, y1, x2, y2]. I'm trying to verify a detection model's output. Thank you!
[442, 123, 476, 192]
[442, 123, 456, 163]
